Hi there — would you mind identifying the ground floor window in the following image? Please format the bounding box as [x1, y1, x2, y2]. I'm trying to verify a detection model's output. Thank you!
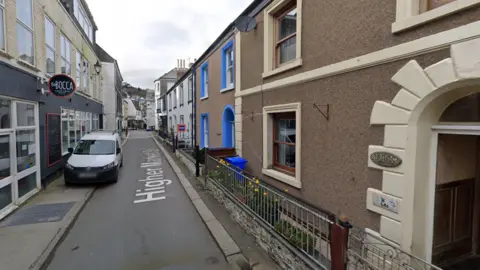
[201, 114, 209, 148]
[61, 108, 97, 154]
[262, 103, 301, 188]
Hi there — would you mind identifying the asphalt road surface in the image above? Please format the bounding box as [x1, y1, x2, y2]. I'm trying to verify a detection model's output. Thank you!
[47, 130, 228, 270]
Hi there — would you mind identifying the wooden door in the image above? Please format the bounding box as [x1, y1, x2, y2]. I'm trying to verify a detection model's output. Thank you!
[433, 179, 475, 266]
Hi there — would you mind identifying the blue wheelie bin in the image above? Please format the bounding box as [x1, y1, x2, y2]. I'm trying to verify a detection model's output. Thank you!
[225, 156, 248, 183]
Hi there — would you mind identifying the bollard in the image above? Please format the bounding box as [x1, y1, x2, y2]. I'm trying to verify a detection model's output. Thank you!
[195, 145, 200, 177]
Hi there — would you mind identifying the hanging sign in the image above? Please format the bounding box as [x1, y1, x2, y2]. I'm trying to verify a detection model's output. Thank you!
[370, 151, 402, 168]
[48, 74, 77, 98]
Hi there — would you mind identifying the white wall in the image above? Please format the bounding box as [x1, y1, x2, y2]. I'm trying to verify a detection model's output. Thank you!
[101, 62, 116, 130]
[170, 76, 193, 146]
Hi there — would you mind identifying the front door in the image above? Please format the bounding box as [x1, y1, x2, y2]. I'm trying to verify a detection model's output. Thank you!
[433, 179, 474, 265]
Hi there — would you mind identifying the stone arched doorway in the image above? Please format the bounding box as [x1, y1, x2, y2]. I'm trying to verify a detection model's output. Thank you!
[368, 37, 480, 266]
[222, 105, 235, 148]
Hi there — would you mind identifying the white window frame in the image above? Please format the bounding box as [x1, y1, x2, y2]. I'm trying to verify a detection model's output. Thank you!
[16, 0, 35, 66]
[226, 47, 234, 88]
[83, 59, 89, 92]
[75, 0, 93, 42]
[173, 89, 177, 108]
[44, 16, 55, 76]
[392, 0, 480, 33]
[203, 115, 209, 148]
[179, 84, 184, 106]
[0, 0, 6, 52]
[262, 102, 301, 188]
[203, 68, 209, 98]
[188, 76, 193, 102]
[263, 0, 303, 78]
[60, 34, 71, 76]
[76, 50, 81, 88]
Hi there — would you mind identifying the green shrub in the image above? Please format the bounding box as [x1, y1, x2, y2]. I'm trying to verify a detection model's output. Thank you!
[274, 220, 317, 253]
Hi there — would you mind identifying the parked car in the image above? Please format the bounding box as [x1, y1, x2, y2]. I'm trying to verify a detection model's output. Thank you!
[64, 131, 123, 185]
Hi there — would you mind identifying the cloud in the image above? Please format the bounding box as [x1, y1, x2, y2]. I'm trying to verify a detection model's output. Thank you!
[86, 0, 252, 88]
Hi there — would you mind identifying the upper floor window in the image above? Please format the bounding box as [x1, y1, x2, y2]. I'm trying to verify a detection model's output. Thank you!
[74, 0, 93, 42]
[179, 84, 184, 106]
[173, 89, 177, 108]
[16, 0, 34, 65]
[263, 0, 302, 77]
[45, 17, 55, 76]
[221, 40, 234, 90]
[83, 59, 89, 92]
[76, 50, 82, 88]
[392, 0, 476, 33]
[423, 0, 456, 11]
[188, 76, 193, 102]
[276, 4, 297, 66]
[0, 0, 5, 51]
[200, 62, 209, 99]
[60, 35, 71, 76]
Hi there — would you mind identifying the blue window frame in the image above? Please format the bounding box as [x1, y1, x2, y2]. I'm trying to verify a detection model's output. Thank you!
[200, 113, 209, 149]
[221, 40, 234, 91]
[200, 62, 209, 99]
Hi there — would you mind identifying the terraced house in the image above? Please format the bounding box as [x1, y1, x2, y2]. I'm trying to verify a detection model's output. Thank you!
[0, 0, 103, 219]
[231, 0, 480, 268]
[195, 27, 239, 152]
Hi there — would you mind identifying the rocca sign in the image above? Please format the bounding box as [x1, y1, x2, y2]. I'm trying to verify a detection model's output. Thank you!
[48, 74, 77, 98]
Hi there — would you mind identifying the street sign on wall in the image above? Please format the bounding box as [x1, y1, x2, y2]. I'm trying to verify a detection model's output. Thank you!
[48, 74, 77, 98]
[177, 124, 186, 132]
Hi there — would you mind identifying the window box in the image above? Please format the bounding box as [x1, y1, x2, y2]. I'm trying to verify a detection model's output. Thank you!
[392, 0, 480, 33]
[262, 102, 301, 188]
[264, 0, 303, 76]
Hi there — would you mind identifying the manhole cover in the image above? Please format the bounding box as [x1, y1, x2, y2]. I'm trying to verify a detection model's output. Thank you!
[0, 202, 75, 227]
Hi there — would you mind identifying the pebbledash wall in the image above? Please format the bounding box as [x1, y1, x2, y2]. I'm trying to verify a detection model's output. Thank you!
[233, 0, 480, 262]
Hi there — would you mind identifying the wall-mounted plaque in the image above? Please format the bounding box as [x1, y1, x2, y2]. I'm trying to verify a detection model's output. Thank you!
[372, 192, 399, 214]
[370, 151, 402, 168]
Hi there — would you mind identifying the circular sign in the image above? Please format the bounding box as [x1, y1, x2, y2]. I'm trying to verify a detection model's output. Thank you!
[48, 74, 77, 98]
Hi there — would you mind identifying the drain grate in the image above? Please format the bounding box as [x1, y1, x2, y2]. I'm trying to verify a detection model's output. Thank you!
[0, 202, 75, 227]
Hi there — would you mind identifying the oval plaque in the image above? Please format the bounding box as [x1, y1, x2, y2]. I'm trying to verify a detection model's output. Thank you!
[370, 151, 402, 168]
[48, 74, 77, 98]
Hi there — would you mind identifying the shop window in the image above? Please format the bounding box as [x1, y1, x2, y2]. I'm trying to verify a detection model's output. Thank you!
[16, 129, 36, 173]
[16, 103, 35, 126]
[68, 109, 76, 148]
[0, 134, 10, 180]
[17, 173, 36, 198]
[0, 184, 12, 210]
[262, 103, 301, 188]
[75, 111, 81, 143]
[0, 99, 11, 129]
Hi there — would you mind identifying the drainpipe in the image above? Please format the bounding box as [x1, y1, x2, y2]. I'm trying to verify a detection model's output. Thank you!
[192, 69, 197, 149]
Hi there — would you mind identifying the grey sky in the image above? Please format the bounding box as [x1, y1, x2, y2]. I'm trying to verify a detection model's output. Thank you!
[86, 0, 252, 89]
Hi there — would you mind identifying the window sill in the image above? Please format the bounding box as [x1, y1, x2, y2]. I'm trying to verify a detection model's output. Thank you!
[262, 168, 301, 189]
[200, 96, 209, 101]
[17, 60, 40, 72]
[220, 86, 235, 93]
[392, 0, 480, 33]
[262, 58, 302, 79]
[0, 50, 14, 59]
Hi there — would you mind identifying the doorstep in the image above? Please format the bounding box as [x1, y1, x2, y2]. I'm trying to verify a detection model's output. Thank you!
[0, 175, 94, 270]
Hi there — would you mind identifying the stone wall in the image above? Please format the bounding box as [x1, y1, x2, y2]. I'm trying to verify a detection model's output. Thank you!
[176, 149, 204, 176]
[206, 178, 314, 270]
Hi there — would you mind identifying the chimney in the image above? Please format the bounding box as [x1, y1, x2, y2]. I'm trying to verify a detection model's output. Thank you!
[183, 59, 186, 68]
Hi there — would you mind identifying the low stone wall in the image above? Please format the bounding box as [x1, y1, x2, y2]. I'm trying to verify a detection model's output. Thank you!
[207, 178, 313, 270]
[176, 149, 204, 176]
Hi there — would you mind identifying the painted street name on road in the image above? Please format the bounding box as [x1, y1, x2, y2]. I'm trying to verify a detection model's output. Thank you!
[134, 149, 172, 204]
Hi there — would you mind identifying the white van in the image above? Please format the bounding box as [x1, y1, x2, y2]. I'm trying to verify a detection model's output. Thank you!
[64, 131, 123, 185]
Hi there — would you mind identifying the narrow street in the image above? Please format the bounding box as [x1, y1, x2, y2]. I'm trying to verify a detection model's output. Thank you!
[47, 130, 227, 270]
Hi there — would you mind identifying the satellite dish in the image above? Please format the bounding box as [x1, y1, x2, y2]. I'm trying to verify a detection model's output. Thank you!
[234, 16, 257, 32]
